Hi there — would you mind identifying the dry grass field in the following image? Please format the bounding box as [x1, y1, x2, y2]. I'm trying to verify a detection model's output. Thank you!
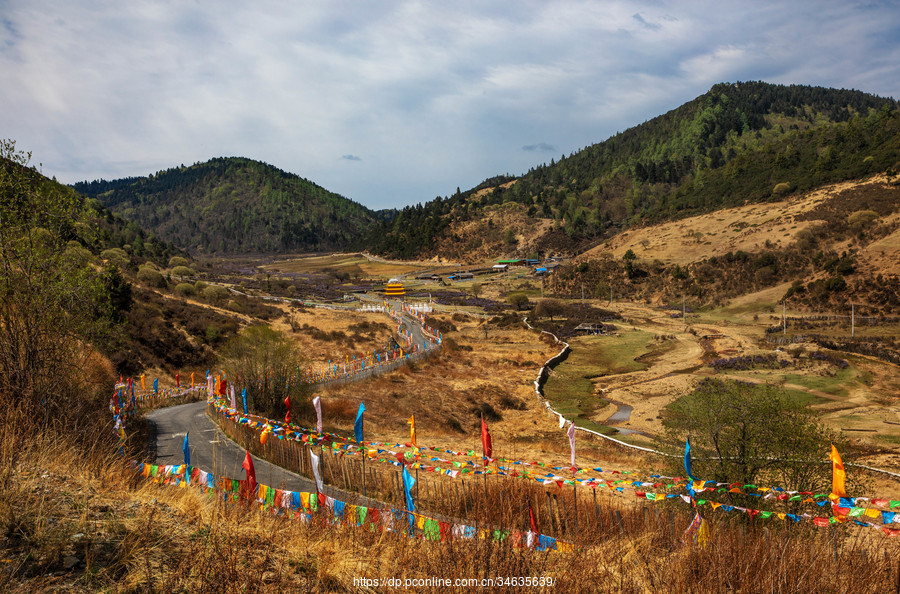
[581, 175, 900, 276]
[262, 253, 431, 278]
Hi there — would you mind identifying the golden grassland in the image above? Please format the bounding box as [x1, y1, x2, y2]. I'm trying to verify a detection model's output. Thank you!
[262, 253, 430, 278]
[5, 405, 900, 593]
[581, 175, 900, 275]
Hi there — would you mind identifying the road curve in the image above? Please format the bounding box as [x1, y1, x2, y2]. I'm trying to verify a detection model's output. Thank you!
[146, 400, 322, 493]
[146, 299, 438, 499]
[147, 400, 399, 507]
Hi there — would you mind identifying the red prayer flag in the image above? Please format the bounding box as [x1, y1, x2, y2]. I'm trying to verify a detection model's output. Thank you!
[242, 450, 257, 498]
[284, 395, 291, 424]
[481, 418, 492, 460]
[529, 504, 539, 534]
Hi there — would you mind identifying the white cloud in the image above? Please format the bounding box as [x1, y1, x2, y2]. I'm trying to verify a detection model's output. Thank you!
[0, 0, 898, 209]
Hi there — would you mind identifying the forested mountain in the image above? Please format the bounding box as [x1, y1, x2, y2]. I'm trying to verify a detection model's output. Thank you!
[75, 157, 378, 255]
[369, 81, 900, 259]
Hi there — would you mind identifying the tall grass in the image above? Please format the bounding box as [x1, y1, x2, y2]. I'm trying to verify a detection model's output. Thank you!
[4, 393, 900, 591]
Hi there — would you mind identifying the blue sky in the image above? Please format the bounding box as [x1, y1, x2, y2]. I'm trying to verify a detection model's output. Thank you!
[2, 1, 898, 210]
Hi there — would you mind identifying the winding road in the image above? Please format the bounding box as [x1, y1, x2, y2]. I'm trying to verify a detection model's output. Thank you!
[147, 400, 318, 492]
[146, 296, 438, 501]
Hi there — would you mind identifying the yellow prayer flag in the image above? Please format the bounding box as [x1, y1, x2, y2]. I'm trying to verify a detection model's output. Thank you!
[697, 518, 711, 548]
[829, 444, 847, 498]
[408, 414, 417, 449]
[140, 374, 145, 391]
[865, 508, 880, 518]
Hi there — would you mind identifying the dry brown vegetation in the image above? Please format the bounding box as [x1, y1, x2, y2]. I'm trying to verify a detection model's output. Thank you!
[5, 403, 900, 592]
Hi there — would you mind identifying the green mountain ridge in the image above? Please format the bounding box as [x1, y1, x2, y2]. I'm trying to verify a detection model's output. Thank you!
[370, 81, 900, 259]
[75, 157, 378, 255]
[74, 82, 900, 261]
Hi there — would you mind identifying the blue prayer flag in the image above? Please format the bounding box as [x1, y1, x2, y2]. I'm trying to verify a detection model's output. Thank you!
[242, 388, 248, 414]
[684, 438, 698, 482]
[183, 432, 190, 466]
[402, 465, 416, 528]
[354, 402, 365, 443]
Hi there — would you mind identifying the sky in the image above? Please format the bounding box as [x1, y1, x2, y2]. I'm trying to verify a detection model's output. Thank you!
[2, 1, 899, 211]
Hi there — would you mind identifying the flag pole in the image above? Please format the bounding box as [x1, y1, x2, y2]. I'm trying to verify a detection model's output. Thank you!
[362, 422, 367, 498]
[482, 413, 488, 516]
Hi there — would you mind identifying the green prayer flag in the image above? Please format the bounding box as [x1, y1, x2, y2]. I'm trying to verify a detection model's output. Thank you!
[424, 519, 440, 541]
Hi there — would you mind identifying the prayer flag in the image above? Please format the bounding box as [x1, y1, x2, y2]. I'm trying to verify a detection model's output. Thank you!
[402, 465, 416, 516]
[408, 414, 417, 449]
[684, 438, 698, 482]
[481, 417, 492, 460]
[229, 384, 236, 410]
[242, 450, 256, 498]
[284, 395, 291, 424]
[354, 402, 365, 443]
[567, 421, 576, 469]
[529, 504, 539, 534]
[153, 378, 158, 394]
[242, 388, 248, 414]
[310, 450, 324, 493]
[182, 432, 190, 467]
[682, 512, 702, 543]
[175, 372, 180, 387]
[829, 444, 847, 498]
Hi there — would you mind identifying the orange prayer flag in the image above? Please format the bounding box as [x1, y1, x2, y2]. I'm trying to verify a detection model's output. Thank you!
[408, 414, 417, 449]
[829, 443, 847, 498]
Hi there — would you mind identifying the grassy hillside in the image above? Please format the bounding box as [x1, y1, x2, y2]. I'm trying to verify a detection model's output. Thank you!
[75, 157, 378, 255]
[371, 82, 900, 259]
[548, 175, 900, 314]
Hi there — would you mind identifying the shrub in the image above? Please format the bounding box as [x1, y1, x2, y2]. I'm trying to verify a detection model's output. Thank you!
[168, 256, 191, 268]
[506, 292, 530, 310]
[661, 378, 841, 490]
[136, 266, 165, 288]
[202, 284, 230, 303]
[173, 283, 196, 297]
[101, 247, 130, 268]
[171, 265, 196, 277]
[847, 209, 879, 231]
[772, 182, 793, 196]
[223, 325, 310, 418]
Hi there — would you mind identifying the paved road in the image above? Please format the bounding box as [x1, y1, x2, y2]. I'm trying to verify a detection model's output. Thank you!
[146, 400, 322, 492]
[146, 299, 438, 500]
[146, 400, 397, 506]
